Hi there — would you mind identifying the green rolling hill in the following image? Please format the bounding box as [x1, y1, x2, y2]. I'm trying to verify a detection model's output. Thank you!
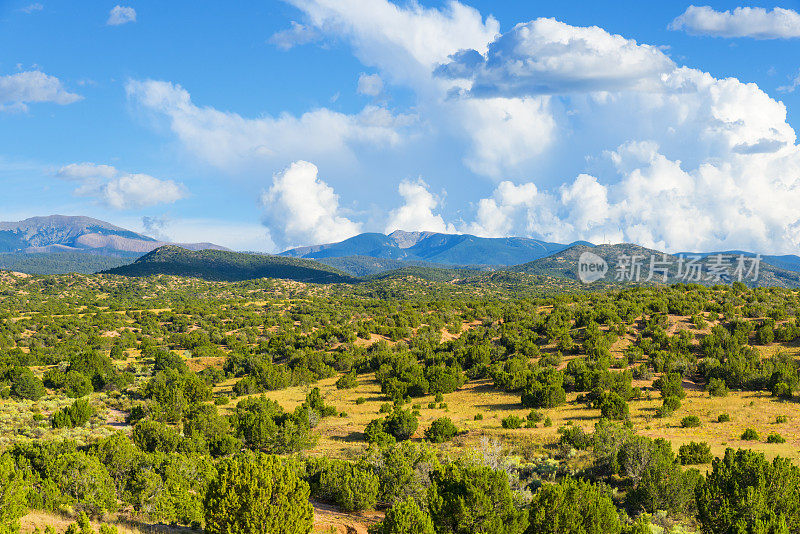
[103, 246, 357, 283]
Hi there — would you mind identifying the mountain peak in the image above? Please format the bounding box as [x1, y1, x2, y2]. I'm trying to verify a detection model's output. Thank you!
[0, 214, 228, 256]
[387, 230, 438, 248]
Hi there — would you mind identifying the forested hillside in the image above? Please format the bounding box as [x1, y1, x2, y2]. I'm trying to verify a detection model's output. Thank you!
[104, 245, 356, 283]
[0, 253, 133, 275]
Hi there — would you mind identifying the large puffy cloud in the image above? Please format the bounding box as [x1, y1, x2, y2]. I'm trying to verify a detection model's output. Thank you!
[385, 179, 455, 233]
[0, 70, 81, 112]
[286, 0, 499, 86]
[438, 18, 674, 96]
[57, 163, 187, 210]
[670, 6, 800, 39]
[261, 161, 362, 249]
[466, 181, 542, 237]
[451, 96, 556, 178]
[286, 0, 556, 179]
[468, 139, 800, 253]
[126, 79, 413, 170]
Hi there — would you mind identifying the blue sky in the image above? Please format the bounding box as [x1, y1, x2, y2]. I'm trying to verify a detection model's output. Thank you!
[3, 1, 800, 253]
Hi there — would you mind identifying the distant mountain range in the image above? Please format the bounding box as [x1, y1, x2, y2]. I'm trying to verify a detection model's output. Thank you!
[280, 230, 591, 266]
[2, 216, 800, 287]
[92, 242, 800, 289]
[0, 215, 226, 257]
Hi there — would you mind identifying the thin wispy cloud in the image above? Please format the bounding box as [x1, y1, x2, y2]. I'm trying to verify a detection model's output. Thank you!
[20, 3, 43, 14]
[670, 5, 800, 39]
[107, 5, 136, 26]
[778, 70, 800, 93]
[269, 21, 320, 50]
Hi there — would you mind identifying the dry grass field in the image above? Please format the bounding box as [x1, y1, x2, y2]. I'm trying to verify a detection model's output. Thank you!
[225, 365, 800, 465]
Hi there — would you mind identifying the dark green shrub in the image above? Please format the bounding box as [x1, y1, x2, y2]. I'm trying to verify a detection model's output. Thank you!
[741, 428, 759, 441]
[772, 381, 793, 399]
[383, 409, 418, 441]
[706, 378, 729, 397]
[678, 441, 713, 465]
[425, 417, 458, 443]
[558, 425, 591, 450]
[528, 477, 622, 534]
[132, 419, 181, 453]
[183, 403, 230, 443]
[369, 497, 434, 534]
[364, 418, 395, 446]
[756, 324, 775, 344]
[51, 399, 95, 429]
[318, 461, 379, 512]
[428, 461, 528, 534]
[63, 371, 93, 398]
[502, 415, 524, 429]
[521, 369, 566, 409]
[680, 416, 701, 428]
[424, 364, 465, 394]
[10, 367, 45, 400]
[776, 415, 788, 423]
[624, 438, 699, 516]
[526, 410, 543, 423]
[336, 372, 358, 390]
[718, 413, 731, 423]
[230, 396, 313, 454]
[656, 395, 681, 417]
[53, 452, 117, 515]
[653, 372, 686, 400]
[599, 392, 629, 420]
[766, 432, 786, 444]
[303, 387, 337, 419]
[0, 453, 26, 534]
[696, 448, 800, 534]
[204, 453, 313, 534]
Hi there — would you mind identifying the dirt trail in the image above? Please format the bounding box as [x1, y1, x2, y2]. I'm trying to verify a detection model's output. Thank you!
[312, 500, 383, 534]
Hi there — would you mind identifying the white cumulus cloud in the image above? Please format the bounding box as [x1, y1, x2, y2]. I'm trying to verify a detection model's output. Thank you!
[438, 18, 675, 96]
[126, 79, 413, 171]
[285, 0, 499, 86]
[261, 161, 362, 249]
[385, 179, 455, 234]
[670, 5, 800, 39]
[0, 70, 81, 112]
[107, 5, 136, 26]
[57, 163, 187, 210]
